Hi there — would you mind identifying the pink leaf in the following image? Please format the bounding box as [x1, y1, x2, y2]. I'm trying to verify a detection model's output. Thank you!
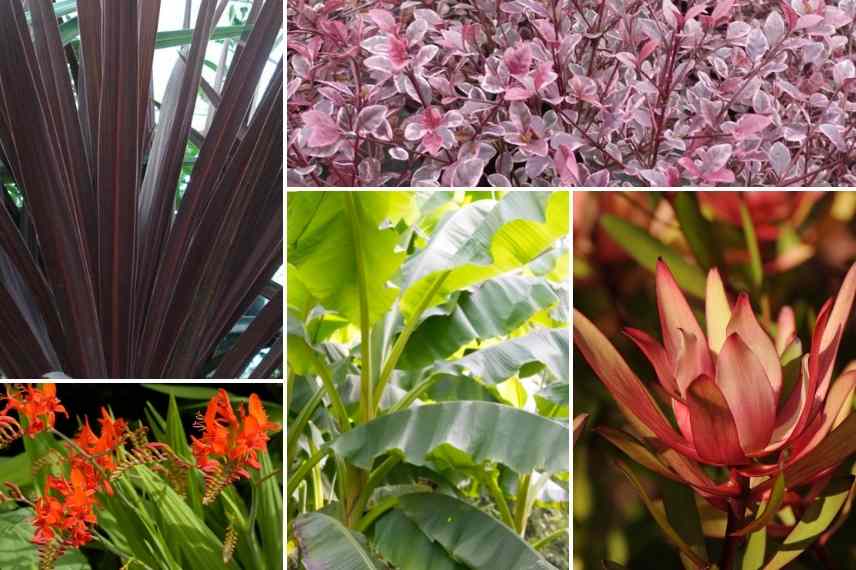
[532, 61, 558, 91]
[638, 39, 660, 65]
[367, 9, 397, 33]
[504, 86, 533, 100]
[355, 105, 388, 133]
[795, 14, 824, 30]
[704, 168, 736, 184]
[451, 158, 485, 186]
[301, 110, 341, 147]
[686, 374, 748, 465]
[734, 114, 773, 139]
[662, 0, 681, 28]
[502, 42, 533, 77]
[711, 0, 734, 22]
[780, 0, 800, 30]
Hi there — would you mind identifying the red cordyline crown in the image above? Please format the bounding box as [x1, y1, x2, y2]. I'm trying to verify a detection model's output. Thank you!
[574, 259, 856, 504]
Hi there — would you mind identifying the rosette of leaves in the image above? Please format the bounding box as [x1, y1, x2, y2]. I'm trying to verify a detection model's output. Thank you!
[287, 191, 570, 569]
[0, 0, 282, 378]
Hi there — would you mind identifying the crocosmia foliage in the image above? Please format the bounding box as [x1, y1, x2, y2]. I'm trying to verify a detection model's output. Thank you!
[287, 0, 856, 186]
[287, 191, 570, 569]
[0, 384, 282, 570]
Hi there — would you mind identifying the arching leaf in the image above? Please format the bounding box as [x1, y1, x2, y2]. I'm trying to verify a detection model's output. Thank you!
[331, 401, 569, 474]
[762, 477, 851, 570]
[396, 493, 558, 570]
[399, 192, 568, 318]
[288, 192, 412, 325]
[294, 512, 383, 570]
[374, 509, 467, 570]
[399, 274, 560, 370]
[441, 328, 569, 384]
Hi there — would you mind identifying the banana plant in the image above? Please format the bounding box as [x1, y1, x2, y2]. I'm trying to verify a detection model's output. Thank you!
[287, 191, 570, 569]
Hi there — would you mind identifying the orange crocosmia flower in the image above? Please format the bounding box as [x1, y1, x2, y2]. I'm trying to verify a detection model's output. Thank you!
[32, 467, 98, 549]
[3, 383, 67, 437]
[192, 390, 280, 479]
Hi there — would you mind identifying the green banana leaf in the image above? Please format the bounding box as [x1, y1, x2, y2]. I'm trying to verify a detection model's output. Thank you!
[396, 492, 558, 570]
[293, 512, 383, 569]
[288, 192, 411, 326]
[399, 274, 560, 370]
[399, 192, 568, 319]
[331, 401, 569, 474]
[373, 508, 467, 570]
[441, 328, 569, 385]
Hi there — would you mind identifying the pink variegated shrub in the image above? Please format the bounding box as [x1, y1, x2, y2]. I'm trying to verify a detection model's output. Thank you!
[287, 0, 856, 187]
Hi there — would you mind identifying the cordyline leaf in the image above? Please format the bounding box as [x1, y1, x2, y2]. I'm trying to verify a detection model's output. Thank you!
[294, 512, 383, 570]
[135, 0, 214, 345]
[96, 1, 141, 376]
[0, 0, 106, 377]
[396, 493, 558, 570]
[331, 401, 569, 474]
[136, 0, 283, 378]
[599, 214, 706, 298]
[374, 509, 467, 570]
[0, 0, 282, 378]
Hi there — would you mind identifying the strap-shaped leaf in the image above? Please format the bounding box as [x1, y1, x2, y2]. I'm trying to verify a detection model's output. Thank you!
[600, 214, 706, 298]
[374, 509, 467, 570]
[399, 191, 568, 318]
[615, 460, 708, 568]
[399, 274, 560, 370]
[331, 401, 569, 474]
[293, 512, 382, 570]
[396, 493, 558, 570]
[762, 477, 852, 570]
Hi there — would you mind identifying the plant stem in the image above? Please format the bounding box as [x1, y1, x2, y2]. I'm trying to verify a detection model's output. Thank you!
[310, 351, 350, 433]
[513, 473, 532, 536]
[354, 496, 399, 532]
[350, 453, 403, 522]
[388, 373, 444, 414]
[531, 528, 567, 551]
[286, 383, 324, 464]
[721, 476, 749, 570]
[482, 469, 515, 529]
[372, 271, 450, 412]
[286, 447, 330, 497]
[343, 193, 374, 424]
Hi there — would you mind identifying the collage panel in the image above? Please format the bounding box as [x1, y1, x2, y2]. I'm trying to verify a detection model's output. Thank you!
[573, 191, 856, 569]
[287, 2, 856, 189]
[286, 190, 570, 569]
[0, 1, 282, 380]
[0, 382, 284, 569]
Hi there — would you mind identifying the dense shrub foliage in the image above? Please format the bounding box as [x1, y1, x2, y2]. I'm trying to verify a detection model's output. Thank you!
[287, 0, 856, 186]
